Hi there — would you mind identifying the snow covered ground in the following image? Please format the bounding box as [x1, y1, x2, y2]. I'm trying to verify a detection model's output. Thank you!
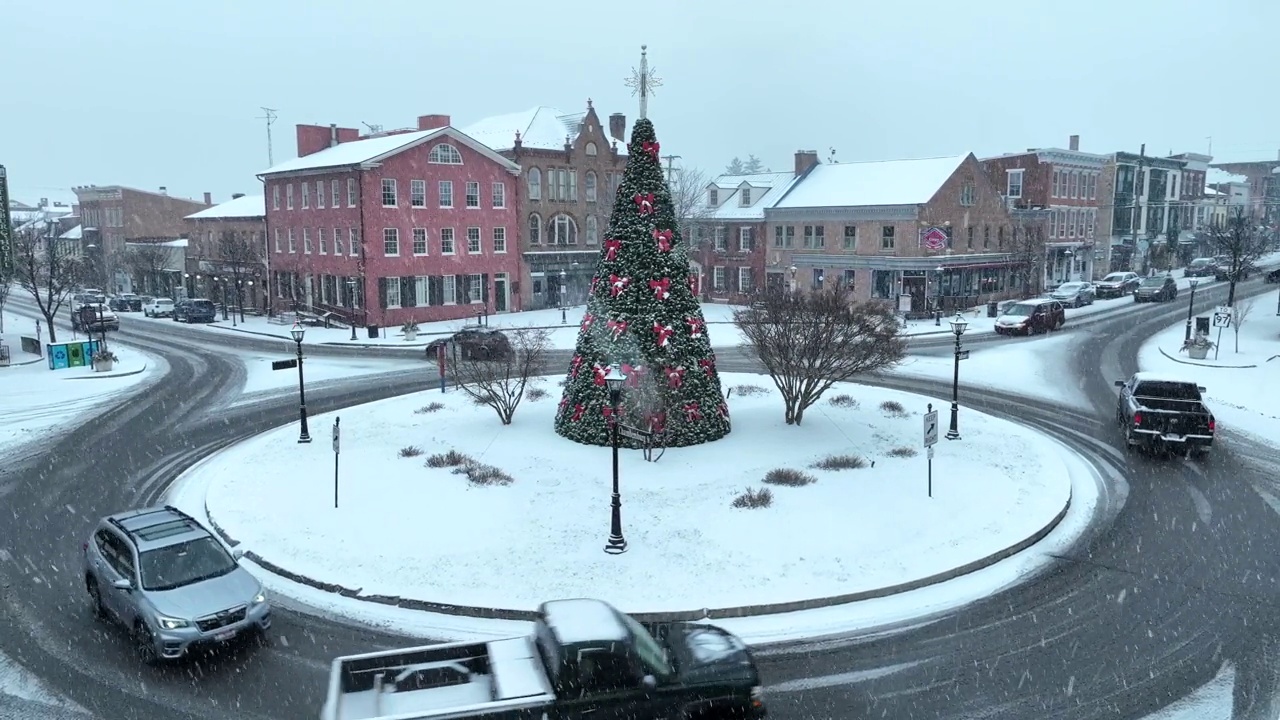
[235, 350, 427, 395]
[169, 372, 1071, 630]
[1142, 663, 1234, 720]
[1136, 294, 1280, 446]
[0, 650, 94, 719]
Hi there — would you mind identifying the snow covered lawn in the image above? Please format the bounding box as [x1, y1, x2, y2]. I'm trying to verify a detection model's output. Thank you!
[1137, 296, 1280, 445]
[236, 351, 427, 395]
[170, 372, 1071, 617]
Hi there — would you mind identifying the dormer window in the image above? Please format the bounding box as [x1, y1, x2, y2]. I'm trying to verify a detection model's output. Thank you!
[709, 188, 719, 206]
[740, 188, 752, 206]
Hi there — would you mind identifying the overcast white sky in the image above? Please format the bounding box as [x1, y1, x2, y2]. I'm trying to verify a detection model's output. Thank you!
[4, 0, 1278, 206]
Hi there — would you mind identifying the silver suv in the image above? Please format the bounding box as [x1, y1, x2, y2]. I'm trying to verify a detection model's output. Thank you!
[82, 505, 272, 663]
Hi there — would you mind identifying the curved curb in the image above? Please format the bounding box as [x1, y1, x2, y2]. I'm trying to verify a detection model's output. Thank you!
[1157, 347, 1256, 369]
[196, 450, 1074, 625]
[62, 362, 150, 380]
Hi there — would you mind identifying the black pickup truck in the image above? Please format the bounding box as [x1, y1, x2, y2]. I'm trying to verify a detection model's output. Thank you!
[320, 598, 765, 720]
[1114, 372, 1216, 457]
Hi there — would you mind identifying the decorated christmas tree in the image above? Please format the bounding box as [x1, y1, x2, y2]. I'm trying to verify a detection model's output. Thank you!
[553, 116, 730, 449]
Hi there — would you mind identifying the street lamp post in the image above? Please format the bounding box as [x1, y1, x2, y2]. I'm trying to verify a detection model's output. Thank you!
[946, 313, 968, 440]
[1184, 278, 1200, 342]
[603, 363, 628, 555]
[346, 278, 357, 341]
[560, 268, 568, 324]
[789, 265, 797, 292]
[290, 323, 312, 444]
[934, 264, 945, 325]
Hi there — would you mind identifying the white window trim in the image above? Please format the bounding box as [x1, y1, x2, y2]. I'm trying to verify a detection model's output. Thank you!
[465, 181, 481, 209]
[493, 227, 507, 254]
[1006, 169, 1024, 198]
[382, 178, 397, 208]
[738, 227, 751, 251]
[383, 227, 400, 257]
[442, 275, 457, 305]
[468, 273, 484, 304]
[349, 228, 359, 257]
[428, 143, 464, 165]
[492, 182, 506, 208]
[440, 228, 456, 256]
[315, 180, 325, 208]
[439, 181, 454, 209]
[466, 227, 482, 254]
[347, 178, 357, 207]
[410, 179, 427, 208]
[272, 185, 280, 210]
[386, 277, 402, 309]
[738, 267, 752, 291]
[412, 227, 428, 256]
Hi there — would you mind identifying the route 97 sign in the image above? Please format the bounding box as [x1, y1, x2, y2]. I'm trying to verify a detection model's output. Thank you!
[1213, 306, 1232, 328]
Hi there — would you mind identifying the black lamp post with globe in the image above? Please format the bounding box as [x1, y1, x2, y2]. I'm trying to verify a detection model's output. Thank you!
[290, 323, 312, 444]
[946, 313, 968, 440]
[603, 363, 628, 555]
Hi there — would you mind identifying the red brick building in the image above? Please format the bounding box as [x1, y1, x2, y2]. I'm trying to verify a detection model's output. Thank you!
[258, 115, 522, 330]
[687, 170, 794, 303]
[184, 193, 269, 311]
[72, 185, 211, 293]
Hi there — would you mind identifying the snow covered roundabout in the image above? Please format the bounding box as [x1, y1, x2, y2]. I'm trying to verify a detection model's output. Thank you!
[166, 371, 1083, 640]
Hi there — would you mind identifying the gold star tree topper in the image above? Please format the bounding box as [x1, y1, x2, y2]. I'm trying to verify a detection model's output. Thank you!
[625, 45, 663, 120]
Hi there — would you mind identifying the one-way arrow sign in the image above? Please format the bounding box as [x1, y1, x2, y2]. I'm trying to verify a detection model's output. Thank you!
[923, 409, 939, 447]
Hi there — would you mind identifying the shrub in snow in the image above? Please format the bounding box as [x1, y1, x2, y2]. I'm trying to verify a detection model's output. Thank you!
[762, 468, 816, 487]
[879, 400, 907, 416]
[731, 487, 773, 509]
[425, 450, 472, 468]
[732, 384, 769, 397]
[454, 327, 552, 425]
[886, 446, 918, 458]
[526, 387, 550, 401]
[452, 461, 514, 486]
[812, 454, 867, 470]
[828, 394, 859, 408]
[398, 445, 424, 458]
[415, 402, 445, 414]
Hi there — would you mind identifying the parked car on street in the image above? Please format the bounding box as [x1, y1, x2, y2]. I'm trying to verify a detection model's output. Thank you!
[82, 505, 271, 663]
[424, 325, 513, 361]
[1114, 372, 1215, 457]
[75, 289, 107, 306]
[1265, 268, 1280, 283]
[1094, 272, 1141, 299]
[71, 303, 120, 332]
[1214, 259, 1255, 282]
[109, 293, 144, 312]
[994, 298, 1066, 335]
[173, 298, 217, 323]
[1183, 257, 1218, 278]
[1132, 275, 1178, 303]
[143, 297, 176, 318]
[1050, 281, 1096, 307]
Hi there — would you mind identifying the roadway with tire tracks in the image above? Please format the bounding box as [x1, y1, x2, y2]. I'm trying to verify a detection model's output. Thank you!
[1, 279, 1278, 719]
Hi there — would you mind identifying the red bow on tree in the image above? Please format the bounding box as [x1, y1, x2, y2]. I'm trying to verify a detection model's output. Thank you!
[651, 228, 674, 252]
[664, 366, 686, 389]
[698, 357, 715, 377]
[606, 319, 629, 340]
[591, 363, 609, 386]
[642, 141, 660, 159]
[609, 274, 631, 297]
[683, 402, 702, 421]
[717, 401, 730, 419]
[653, 322, 675, 347]
[581, 313, 595, 332]
[571, 355, 585, 377]
[572, 404, 586, 421]
[646, 411, 667, 434]
[622, 363, 646, 388]
[686, 317, 705, 337]
[649, 278, 671, 300]
[602, 405, 620, 426]
[602, 238, 622, 261]
[633, 193, 656, 215]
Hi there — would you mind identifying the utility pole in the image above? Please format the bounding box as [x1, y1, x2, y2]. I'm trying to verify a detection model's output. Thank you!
[662, 154, 681, 185]
[1130, 143, 1146, 274]
[257, 107, 279, 166]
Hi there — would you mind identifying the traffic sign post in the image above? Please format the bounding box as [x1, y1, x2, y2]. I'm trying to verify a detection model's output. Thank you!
[332, 417, 341, 508]
[923, 404, 939, 498]
[1212, 305, 1232, 360]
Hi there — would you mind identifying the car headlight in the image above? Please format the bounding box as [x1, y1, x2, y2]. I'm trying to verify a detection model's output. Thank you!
[157, 615, 190, 630]
[252, 591, 267, 605]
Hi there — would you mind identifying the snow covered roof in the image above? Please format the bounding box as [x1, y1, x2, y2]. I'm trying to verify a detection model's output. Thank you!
[703, 172, 795, 220]
[59, 224, 82, 240]
[772, 155, 969, 209]
[461, 106, 629, 156]
[126, 238, 187, 248]
[186, 194, 265, 220]
[258, 127, 520, 177]
[540, 599, 627, 644]
[11, 204, 74, 226]
[1206, 167, 1248, 186]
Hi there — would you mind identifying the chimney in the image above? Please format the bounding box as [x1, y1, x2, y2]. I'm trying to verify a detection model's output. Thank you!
[1069, 135, 1080, 151]
[609, 113, 626, 143]
[203, 192, 212, 205]
[296, 124, 354, 158]
[330, 123, 339, 147]
[795, 150, 820, 176]
[159, 186, 167, 195]
[232, 193, 246, 200]
[417, 114, 452, 130]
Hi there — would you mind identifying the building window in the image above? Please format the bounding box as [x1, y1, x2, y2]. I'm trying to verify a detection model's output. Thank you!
[439, 181, 453, 208]
[273, 227, 281, 252]
[1087, 209, 1096, 237]
[493, 227, 507, 253]
[302, 182, 310, 208]
[315, 181, 325, 208]
[347, 178, 357, 207]
[318, 227, 327, 254]
[549, 214, 577, 245]
[812, 268, 825, 290]
[714, 227, 727, 251]
[383, 228, 399, 256]
[960, 183, 975, 206]
[410, 180, 426, 207]
[1052, 170, 1061, 198]
[467, 274, 483, 303]
[287, 184, 294, 209]
[381, 178, 397, 207]
[1007, 169, 1024, 198]
[966, 226, 974, 249]
[997, 225, 1005, 248]
[709, 188, 719, 206]
[881, 225, 895, 250]
[983, 225, 990, 248]
[528, 168, 542, 201]
[713, 266, 726, 291]
[386, 277, 402, 308]
[428, 143, 463, 164]
[492, 182, 506, 208]
[303, 228, 313, 253]
[272, 185, 280, 210]
[467, 227, 481, 253]
[1070, 171, 1080, 199]
[440, 228, 455, 255]
[586, 215, 599, 245]
[349, 228, 359, 256]
[738, 227, 753, 252]
[333, 227, 344, 255]
[773, 225, 794, 248]
[803, 225, 825, 249]
[412, 228, 427, 255]
[465, 181, 480, 208]
[528, 213, 542, 244]
[842, 225, 856, 250]
[742, 188, 753, 206]
[1087, 173, 1097, 200]
[738, 267, 753, 293]
[331, 179, 340, 208]
[585, 172, 597, 202]
[843, 269, 856, 289]
[585, 142, 598, 156]
[442, 275, 457, 305]
[287, 228, 296, 253]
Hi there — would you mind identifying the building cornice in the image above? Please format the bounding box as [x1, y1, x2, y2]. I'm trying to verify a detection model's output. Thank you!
[1034, 149, 1109, 168]
[765, 205, 919, 222]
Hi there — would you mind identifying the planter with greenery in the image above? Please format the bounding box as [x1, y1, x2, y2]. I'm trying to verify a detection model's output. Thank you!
[92, 349, 119, 372]
[1180, 334, 1215, 360]
[402, 320, 419, 341]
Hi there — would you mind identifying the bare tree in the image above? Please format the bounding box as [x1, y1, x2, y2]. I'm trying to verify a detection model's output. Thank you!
[1209, 205, 1269, 307]
[453, 328, 552, 424]
[1008, 221, 1048, 298]
[12, 225, 83, 343]
[734, 285, 907, 425]
[1230, 295, 1256, 353]
[669, 167, 715, 251]
[216, 229, 264, 320]
[124, 242, 178, 296]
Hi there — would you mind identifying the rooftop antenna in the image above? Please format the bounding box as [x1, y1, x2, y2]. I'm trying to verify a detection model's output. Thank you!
[257, 107, 278, 166]
[661, 154, 681, 184]
[829, 147, 838, 163]
[362, 122, 383, 135]
[1206, 136, 1213, 155]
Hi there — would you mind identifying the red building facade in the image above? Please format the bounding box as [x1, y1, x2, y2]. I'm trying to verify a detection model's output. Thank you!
[259, 115, 522, 330]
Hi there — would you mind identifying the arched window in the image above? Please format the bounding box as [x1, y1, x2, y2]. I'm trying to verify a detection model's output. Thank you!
[527, 168, 542, 201]
[548, 214, 577, 245]
[585, 171, 598, 202]
[586, 215, 599, 245]
[528, 213, 542, 245]
[428, 143, 463, 165]
[585, 142, 598, 156]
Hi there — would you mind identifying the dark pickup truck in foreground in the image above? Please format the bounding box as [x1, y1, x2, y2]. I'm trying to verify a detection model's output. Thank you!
[321, 598, 765, 720]
[1115, 372, 1215, 457]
